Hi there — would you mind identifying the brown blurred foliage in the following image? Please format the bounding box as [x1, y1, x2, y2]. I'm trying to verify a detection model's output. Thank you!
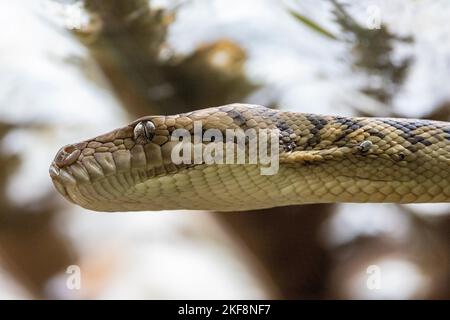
[0, 123, 76, 298]
[78, 0, 256, 117]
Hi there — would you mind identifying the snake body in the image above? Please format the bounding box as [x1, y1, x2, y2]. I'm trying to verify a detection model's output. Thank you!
[49, 104, 450, 211]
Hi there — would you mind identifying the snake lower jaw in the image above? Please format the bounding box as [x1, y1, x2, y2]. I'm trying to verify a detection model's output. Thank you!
[49, 158, 191, 211]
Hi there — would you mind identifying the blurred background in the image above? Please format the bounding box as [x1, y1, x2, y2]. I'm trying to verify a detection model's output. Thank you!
[0, 0, 449, 299]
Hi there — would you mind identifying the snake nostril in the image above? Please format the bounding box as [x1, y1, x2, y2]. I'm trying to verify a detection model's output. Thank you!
[54, 144, 81, 168]
[63, 145, 76, 153]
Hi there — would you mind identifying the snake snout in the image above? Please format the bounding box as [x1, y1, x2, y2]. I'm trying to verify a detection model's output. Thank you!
[49, 143, 85, 202]
[54, 144, 82, 168]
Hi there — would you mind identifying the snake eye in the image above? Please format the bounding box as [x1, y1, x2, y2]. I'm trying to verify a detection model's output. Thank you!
[134, 120, 156, 144]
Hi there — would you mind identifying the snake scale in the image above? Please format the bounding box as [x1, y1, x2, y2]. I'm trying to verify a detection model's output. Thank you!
[49, 104, 450, 212]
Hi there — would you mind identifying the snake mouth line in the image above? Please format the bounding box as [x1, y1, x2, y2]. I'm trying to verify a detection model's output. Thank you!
[49, 162, 73, 202]
[48, 131, 172, 205]
[49, 156, 195, 208]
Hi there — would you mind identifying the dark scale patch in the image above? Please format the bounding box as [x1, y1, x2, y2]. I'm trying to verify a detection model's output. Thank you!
[382, 119, 418, 134]
[444, 127, 450, 141]
[258, 108, 277, 117]
[276, 121, 290, 131]
[284, 142, 297, 152]
[411, 135, 432, 146]
[276, 120, 297, 151]
[367, 129, 385, 139]
[408, 135, 431, 147]
[333, 117, 364, 144]
[227, 110, 247, 127]
[381, 119, 434, 147]
[303, 115, 328, 149]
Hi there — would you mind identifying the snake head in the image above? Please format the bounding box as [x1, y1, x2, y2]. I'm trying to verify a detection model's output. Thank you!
[49, 114, 172, 209]
[48, 104, 283, 211]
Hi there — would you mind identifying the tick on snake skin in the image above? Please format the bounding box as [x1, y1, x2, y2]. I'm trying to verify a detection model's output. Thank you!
[358, 140, 373, 153]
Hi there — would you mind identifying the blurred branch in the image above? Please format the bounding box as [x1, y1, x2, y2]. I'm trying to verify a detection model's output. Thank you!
[288, 9, 337, 40]
[423, 101, 450, 121]
[76, 0, 257, 117]
[331, 0, 413, 107]
[217, 204, 335, 298]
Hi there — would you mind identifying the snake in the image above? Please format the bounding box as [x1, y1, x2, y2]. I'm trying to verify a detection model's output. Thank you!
[49, 103, 450, 212]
